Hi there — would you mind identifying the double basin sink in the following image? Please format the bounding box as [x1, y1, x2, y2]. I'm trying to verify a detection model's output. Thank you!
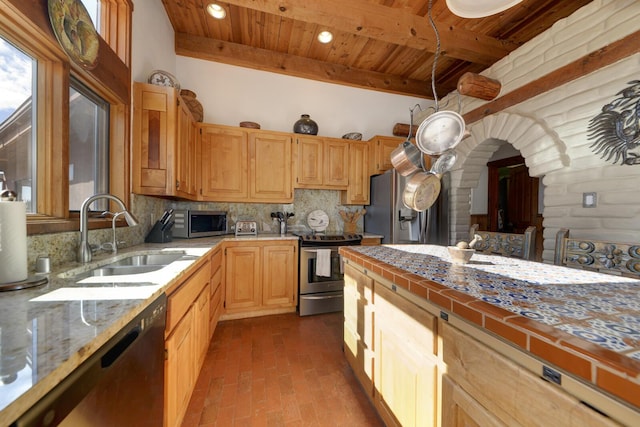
[88, 253, 187, 277]
[63, 252, 198, 282]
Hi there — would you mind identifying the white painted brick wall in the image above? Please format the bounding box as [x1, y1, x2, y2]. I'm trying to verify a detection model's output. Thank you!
[447, 0, 640, 262]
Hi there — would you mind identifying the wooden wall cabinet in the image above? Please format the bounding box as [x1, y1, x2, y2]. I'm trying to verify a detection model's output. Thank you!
[199, 124, 248, 201]
[164, 259, 211, 427]
[369, 135, 404, 175]
[294, 136, 349, 189]
[175, 117, 198, 198]
[249, 131, 293, 202]
[199, 124, 293, 203]
[223, 240, 298, 319]
[369, 135, 431, 176]
[341, 140, 370, 205]
[132, 82, 195, 197]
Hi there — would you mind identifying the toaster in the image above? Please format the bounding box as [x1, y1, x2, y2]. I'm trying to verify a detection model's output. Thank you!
[235, 220, 258, 237]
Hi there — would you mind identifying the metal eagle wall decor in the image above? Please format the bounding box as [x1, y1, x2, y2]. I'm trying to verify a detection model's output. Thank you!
[587, 80, 640, 165]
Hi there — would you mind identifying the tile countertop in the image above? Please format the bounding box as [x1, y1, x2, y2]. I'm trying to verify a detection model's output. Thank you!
[0, 234, 298, 426]
[340, 244, 640, 411]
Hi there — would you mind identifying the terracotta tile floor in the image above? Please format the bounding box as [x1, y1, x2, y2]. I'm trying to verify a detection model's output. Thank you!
[181, 312, 385, 427]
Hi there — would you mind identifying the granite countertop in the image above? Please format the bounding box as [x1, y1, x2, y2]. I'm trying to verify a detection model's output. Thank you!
[340, 244, 640, 411]
[0, 234, 298, 425]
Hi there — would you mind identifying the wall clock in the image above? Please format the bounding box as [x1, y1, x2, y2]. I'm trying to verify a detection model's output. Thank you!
[48, 0, 100, 70]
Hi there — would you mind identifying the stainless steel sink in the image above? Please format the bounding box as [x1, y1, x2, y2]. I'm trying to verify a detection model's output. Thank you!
[108, 253, 185, 267]
[88, 265, 168, 276]
[67, 252, 198, 280]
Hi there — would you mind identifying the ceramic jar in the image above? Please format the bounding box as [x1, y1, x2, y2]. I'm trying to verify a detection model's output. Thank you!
[293, 114, 318, 135]
[180, 89, 203, 122]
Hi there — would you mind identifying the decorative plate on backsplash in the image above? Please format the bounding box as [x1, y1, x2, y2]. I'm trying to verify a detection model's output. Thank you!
[307, 210, 329, 232]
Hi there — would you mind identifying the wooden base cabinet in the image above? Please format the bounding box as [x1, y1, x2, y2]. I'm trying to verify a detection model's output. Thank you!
[374, 283, 439, 427]
[441, 322, 621, 427]
[441, 374, 505, 427]
[343, 261, 624, 427]
[343, 264, 374, 397]
[209, 247, 223, 338]
[164, 259, 211, 427]
[223, 240, 298, 319]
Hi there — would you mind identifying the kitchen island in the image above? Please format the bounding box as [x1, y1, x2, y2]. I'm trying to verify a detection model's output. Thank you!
[0, 234, 297, 427]
[340, 244, 640, 426]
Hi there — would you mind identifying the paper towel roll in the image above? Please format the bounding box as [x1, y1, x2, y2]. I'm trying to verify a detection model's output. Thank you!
[0, 201, 28, 284]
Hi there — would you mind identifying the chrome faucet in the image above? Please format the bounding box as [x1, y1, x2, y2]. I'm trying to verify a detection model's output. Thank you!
[78, 194, 139, 263]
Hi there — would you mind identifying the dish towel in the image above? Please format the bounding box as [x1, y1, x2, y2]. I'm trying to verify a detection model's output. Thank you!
[316, 249, 332, 277]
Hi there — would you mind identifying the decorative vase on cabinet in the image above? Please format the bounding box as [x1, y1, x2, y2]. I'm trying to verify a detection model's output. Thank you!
[293, 114, 318, 135]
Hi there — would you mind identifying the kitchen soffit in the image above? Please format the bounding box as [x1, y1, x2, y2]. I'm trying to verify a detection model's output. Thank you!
[161, 0, 593, 99]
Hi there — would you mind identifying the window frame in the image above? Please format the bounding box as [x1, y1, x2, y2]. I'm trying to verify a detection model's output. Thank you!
[0, 0, 132, 235]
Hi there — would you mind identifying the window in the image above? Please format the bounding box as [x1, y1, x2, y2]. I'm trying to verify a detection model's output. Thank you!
[0, 37, 36, 213]
[0, 0, 131, 234]
[69, 78, 110, 211]
[81, 0, 100, 30]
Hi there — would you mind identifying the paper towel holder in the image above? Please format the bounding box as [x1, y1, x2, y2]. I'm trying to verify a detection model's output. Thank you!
[0, 276, 48, 292]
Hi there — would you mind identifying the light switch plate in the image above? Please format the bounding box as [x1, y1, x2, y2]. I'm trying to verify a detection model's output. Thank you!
[583, 192, 597, 208]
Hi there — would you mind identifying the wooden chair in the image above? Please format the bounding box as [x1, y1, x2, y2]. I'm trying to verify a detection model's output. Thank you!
[469, 224, 537, 260]
[554, 229, 640, 278]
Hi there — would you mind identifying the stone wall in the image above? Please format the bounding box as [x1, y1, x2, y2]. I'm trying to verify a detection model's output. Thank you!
[447, 0, 640, 263]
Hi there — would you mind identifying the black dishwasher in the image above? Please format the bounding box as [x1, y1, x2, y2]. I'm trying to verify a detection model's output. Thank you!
[11, 294, 166, 427]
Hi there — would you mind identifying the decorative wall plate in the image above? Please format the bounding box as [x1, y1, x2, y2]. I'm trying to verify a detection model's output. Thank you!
[307, 210, 329, 232]
[148, 70, 181, 91]
[48, 0, 99, 70]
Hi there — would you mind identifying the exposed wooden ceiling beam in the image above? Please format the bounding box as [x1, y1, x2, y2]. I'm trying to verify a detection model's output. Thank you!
[175, 32, 435, 98]
[219, 0, 519, 65]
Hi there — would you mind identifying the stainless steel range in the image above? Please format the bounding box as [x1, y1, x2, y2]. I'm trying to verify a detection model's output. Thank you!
[295, 233, 362, 316]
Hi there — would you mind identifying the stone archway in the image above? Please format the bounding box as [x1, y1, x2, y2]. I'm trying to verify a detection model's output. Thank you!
[447, 112, 570, 246]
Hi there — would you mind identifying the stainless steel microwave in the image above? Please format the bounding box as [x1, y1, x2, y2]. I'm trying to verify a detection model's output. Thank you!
[172, 210, 228, 238]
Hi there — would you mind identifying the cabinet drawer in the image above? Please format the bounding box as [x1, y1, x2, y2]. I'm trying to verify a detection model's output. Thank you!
[441, 322, 620, 427]
[166, 261, 210, 332]
[210, 267, 222, 294]
[210, 248, 222, 276]
[210, 282, 223, 337]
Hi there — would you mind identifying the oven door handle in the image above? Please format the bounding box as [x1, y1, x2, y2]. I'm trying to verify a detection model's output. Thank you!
[302, 248, 339, 255]
[301, 294, 343, 300]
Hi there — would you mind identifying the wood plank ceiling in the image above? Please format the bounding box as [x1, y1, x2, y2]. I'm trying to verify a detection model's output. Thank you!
[161, 0, 593, 99]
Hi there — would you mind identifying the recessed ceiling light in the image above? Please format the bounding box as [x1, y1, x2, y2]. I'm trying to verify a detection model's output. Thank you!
[206, 3, 226, 19]
[317, 31, 333, 44]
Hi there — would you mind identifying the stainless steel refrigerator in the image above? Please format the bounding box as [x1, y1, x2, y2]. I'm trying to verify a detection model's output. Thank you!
[364, 169, 450, 245]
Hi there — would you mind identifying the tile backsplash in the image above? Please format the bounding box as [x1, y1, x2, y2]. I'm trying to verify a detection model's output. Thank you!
[26, 190, 365, 271]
